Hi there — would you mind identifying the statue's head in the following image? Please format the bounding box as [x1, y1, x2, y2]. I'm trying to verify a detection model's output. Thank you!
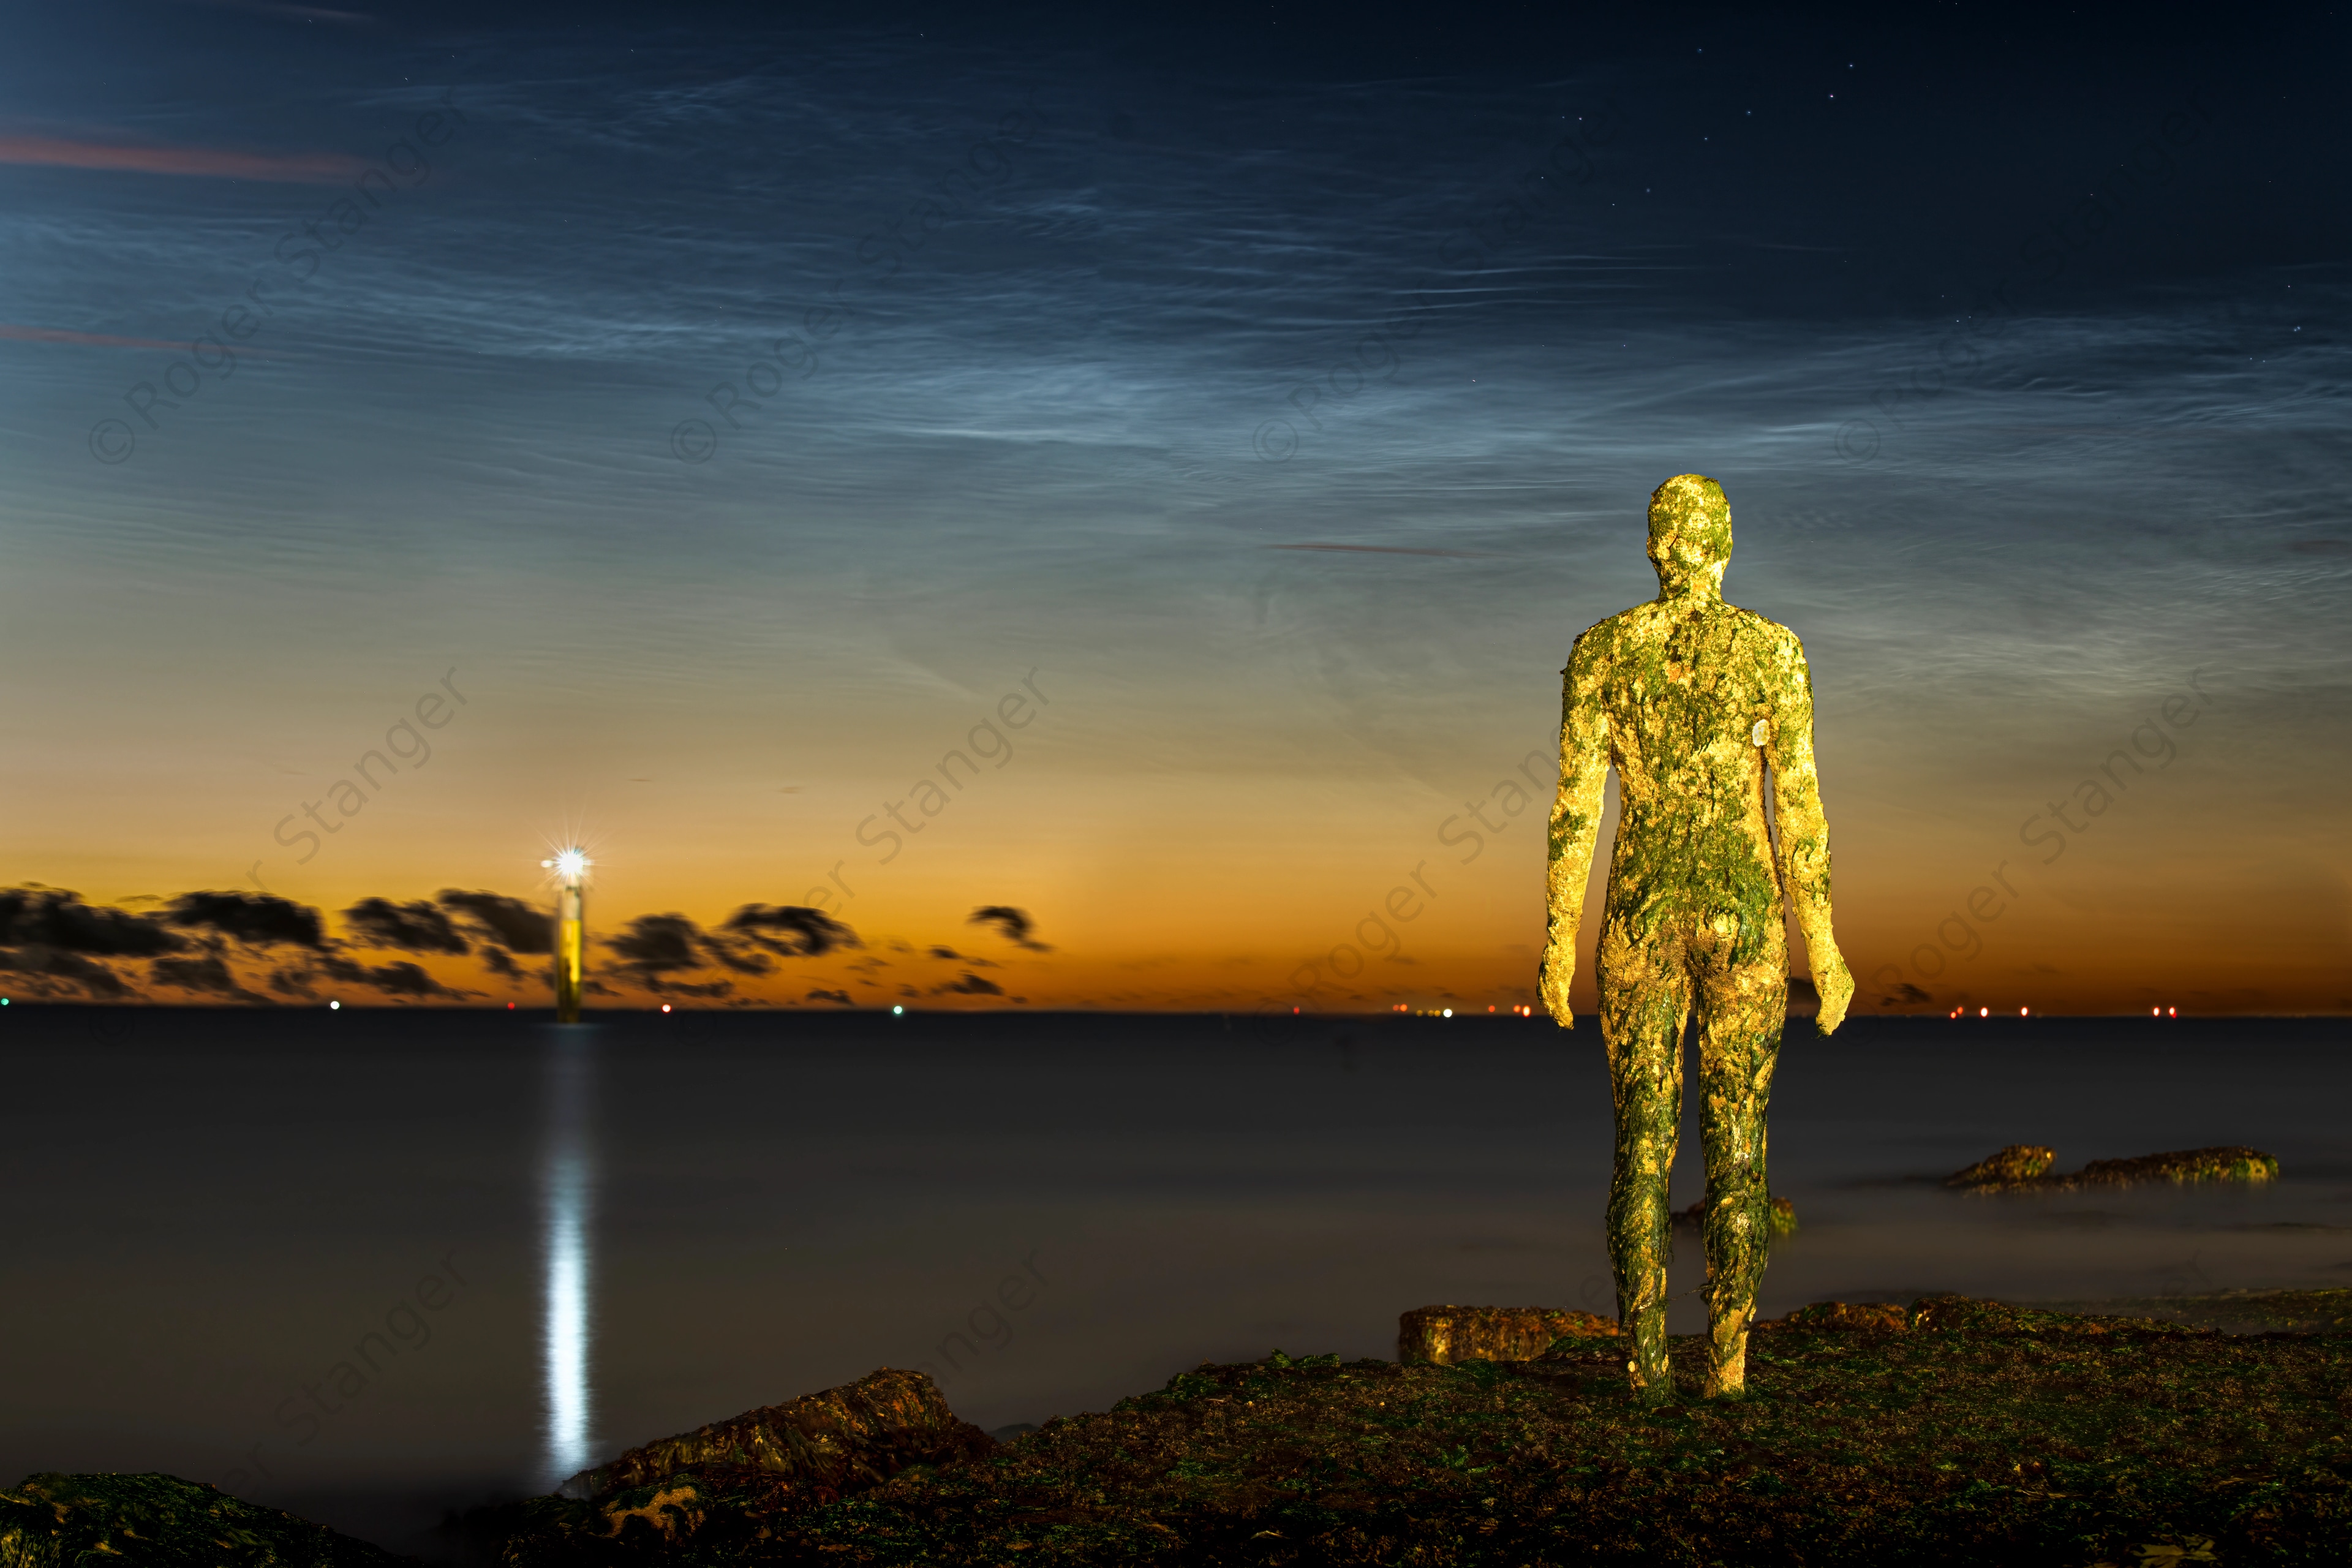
[1646, 473, 1732, 599]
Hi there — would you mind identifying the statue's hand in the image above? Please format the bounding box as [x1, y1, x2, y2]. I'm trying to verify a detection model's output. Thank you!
[1539, 940, 1577, 1029]
[1814, 950, 1855, 1036]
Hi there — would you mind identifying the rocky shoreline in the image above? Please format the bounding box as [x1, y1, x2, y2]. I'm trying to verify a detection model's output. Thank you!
[8, 1287, 2349, 1566]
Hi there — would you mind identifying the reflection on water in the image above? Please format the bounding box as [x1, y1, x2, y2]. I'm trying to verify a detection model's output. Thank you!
[541, 1027, 597, 1485]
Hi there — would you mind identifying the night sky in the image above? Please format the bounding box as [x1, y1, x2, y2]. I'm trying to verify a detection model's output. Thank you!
[3, 0, 2346, 1015]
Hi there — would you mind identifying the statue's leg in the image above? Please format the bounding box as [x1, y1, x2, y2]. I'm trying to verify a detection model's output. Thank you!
[1692, 916, 1786, 1399]
[1597, 914, 1692, 1403]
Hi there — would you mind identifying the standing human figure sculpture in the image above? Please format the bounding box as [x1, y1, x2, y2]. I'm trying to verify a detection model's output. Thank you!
[1539, 473, 1855, 1403]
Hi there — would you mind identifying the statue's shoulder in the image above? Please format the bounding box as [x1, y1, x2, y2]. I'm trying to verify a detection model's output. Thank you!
[1570, 603, 1662, 659]
[1720, 601, 1806, 658]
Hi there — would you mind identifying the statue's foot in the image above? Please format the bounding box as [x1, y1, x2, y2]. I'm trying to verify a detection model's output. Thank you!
[1703, 1333, 1749, 1398]
[1626, 1363, 1675, 1405]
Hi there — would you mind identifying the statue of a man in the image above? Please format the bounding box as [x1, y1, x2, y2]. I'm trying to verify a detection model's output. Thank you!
[1540, 473, 1854, 1402]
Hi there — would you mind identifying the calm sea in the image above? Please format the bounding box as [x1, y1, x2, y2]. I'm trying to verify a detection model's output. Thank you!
[4, 1008, 2346, 1554]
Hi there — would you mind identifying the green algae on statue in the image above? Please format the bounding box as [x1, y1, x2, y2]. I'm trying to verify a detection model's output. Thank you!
[1540, 474, 1855, 1404]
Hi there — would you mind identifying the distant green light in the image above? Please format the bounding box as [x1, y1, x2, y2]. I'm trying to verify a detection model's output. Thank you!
[891, 1006, 904, 1016]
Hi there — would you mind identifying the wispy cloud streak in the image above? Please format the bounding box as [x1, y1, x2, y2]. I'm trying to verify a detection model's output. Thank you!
[0, 134, 362, 183]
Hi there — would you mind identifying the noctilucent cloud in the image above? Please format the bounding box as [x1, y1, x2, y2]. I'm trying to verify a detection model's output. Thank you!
[3, 1, 2346, 1016]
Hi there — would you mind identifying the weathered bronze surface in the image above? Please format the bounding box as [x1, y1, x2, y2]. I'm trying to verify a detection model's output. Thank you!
[1541, 475, 1853, 1402]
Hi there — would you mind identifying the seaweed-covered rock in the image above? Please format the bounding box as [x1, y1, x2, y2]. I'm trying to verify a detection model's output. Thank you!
[1670, 1194, 1798, 1234]
[1396, 1305, 1616, 1365]
[2029, 1287, 2352, 1335]
[1943, 1144, 2056, 1188]
[1945, 1144, 2276, 1193]
[1761, 1298, 1909, 1333]
[456, 1368, 995, 1565]
[561, 1366, 992, 1499]
[0, 1472, 405, 1567]
[2075, 1145, 2278, 1188]
[1909, 1293, 2208, 1338]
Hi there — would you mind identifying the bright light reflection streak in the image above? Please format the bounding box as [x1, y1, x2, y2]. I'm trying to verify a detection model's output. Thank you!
[541, 1032, 595, 1485]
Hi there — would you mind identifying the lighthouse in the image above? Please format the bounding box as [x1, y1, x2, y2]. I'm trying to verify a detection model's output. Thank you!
[543, 848, 590, 1023]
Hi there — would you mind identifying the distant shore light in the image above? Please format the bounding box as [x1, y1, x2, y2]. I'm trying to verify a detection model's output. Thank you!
[330, 1000, 341, 1010]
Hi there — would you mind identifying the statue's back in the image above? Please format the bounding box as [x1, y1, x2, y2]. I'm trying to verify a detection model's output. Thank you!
[1569, 596, 1807, 946]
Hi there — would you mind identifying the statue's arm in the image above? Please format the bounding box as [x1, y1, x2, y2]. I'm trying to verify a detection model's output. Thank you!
[1765, 634, 1854, 1033]
[1539, 632, 1610, 1028]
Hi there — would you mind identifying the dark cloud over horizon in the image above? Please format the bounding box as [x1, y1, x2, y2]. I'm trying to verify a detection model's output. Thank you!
[344, 896, 470, 954]
[0, 882, 903, 1006]
[165, 891, 326, 950]
[723, 904, 862, 958]
[932, 971, 1005, 997]
[969, 907, 1051, 952]
[435, 890, 555, 957]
